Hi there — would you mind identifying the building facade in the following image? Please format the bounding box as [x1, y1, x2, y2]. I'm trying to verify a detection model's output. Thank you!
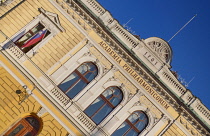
[0, 0, 209, 136]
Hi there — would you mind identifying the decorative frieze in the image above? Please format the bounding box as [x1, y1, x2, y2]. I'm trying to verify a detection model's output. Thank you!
[140, 96, 162, 119]
[89, 46, 112, 70]
[56, 0, 92, 32]
[54, 0, 209, 133]
[179, 116, 208, 136]
[145, 38, 172, 64]
[114, 71, 137, 94]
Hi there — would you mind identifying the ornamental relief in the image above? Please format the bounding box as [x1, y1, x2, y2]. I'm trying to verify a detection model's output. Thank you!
[144, 37, 172, 64]
[55, 0, 92, 32]
[139, 96, 162, 119]
[114, 71, 137, 94]
[89, 46, 112, 69]
[147, 41, 170, 63]
[179, 116, 202, 136]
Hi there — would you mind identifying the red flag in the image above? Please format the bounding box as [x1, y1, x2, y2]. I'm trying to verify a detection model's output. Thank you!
[21, 30, 47, 48]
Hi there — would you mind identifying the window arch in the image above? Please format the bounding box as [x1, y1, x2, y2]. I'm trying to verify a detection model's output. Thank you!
[84, 86, 123, 124]
[5, 116, 41, 136]
[58, 62, 98, 99]
[112, 111, 148, 136]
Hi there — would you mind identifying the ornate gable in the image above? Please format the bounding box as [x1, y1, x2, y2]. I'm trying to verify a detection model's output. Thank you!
[144, 37, 172, 64]
[38, 8, 65, 32]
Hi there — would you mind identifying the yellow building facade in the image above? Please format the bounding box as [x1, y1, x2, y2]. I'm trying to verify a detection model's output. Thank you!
[0, 0, 209, 136]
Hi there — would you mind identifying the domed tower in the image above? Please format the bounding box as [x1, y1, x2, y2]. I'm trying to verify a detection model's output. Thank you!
[132, 37, 173, 73]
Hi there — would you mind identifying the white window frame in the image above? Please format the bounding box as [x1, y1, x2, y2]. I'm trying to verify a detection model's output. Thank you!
[7, 8, 64, 58]
[50, 46, 104, 100]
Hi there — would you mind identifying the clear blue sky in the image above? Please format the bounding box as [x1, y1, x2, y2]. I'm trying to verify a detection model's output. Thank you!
[97, 0, 210, 109]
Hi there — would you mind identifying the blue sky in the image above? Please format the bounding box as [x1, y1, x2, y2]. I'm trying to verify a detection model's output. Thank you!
[97, 0, 210, 109]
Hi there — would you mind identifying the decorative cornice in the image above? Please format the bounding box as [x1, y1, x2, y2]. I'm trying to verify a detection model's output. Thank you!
[179, 116, 209, 136]
[54, 0, 210, 132]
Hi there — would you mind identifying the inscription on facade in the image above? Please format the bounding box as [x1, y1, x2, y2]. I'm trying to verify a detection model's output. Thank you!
[143, 52, 158, 66]
[99, 41, 170, 110]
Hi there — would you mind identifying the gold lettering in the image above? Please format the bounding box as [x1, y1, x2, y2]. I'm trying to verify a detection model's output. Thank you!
[117, 58, 122, 64]
[132, 73, 138, 79]
[164, 104, 170, 110]
[98, 41, 170, 110]
[104, 45, 108, 50]
[125, 66, 130, 72]
[155, 95, 159, 100]
[148, 88, 153, 94]
[142, 81, 147, 88]
[150, 90, 155, 96]
[99, 41, 103, 45]
[138, 79, 144, 84]
[123, 64, 128, 68]
[135, 76, 140, 81]
[145, 86, 150, 90]
[112, 53, 118, 59]
[107, 48, 111, 53]
[130, 70, 134, 75]
[158, 98, 163, 104]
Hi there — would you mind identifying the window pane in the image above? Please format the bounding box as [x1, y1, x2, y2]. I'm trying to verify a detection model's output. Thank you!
[102, 88, 113, 99]
[110, 88, 123, 106]
[110, 96, 122, 107]
[86, 87, 122, 125]
[128, 113, 139, 124]
[126, 129, 138, 136]
[66, 79, 87, 98]
[135, 112, 148, 131]
[16, 33, 33, 47]
[112, 122, 130, 136]
[25, 117, 40, 131]
[31, 24, 44, 34]
[8, 124, 24, 136]
[59, 72, 79, 92]
[15, 23, 50, 53]
[85, 97, 105, 117]
[112, 111, 148, 136]
[88, 63, 97, 71]
[102, 87, 123, 107]
[84, 72, 96, 82]
[77, 64, 88, 74]
[135, 121, 147, 132]
[16, 23, 44, 47]
[24, 132, 33, 136]
[92, 104, 112, 124]
[82, 62, 98, 81]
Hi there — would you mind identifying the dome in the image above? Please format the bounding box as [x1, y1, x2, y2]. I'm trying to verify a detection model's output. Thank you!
[144, 37, 172, 64]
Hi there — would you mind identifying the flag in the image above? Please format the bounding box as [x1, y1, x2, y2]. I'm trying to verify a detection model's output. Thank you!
[21, 29, 47, 48]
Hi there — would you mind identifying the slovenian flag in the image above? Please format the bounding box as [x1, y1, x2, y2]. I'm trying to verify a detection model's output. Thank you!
[21, 29, 47, 48]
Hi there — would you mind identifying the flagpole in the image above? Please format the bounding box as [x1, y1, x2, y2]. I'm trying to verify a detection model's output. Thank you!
[168, 14, 197, 42]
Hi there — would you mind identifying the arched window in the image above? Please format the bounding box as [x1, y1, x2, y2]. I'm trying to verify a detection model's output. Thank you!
[84, 86, 123, 124]
[5, 116, 41, 136]
[58, 62, 98, 99]
[112, 111, 148, 136]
